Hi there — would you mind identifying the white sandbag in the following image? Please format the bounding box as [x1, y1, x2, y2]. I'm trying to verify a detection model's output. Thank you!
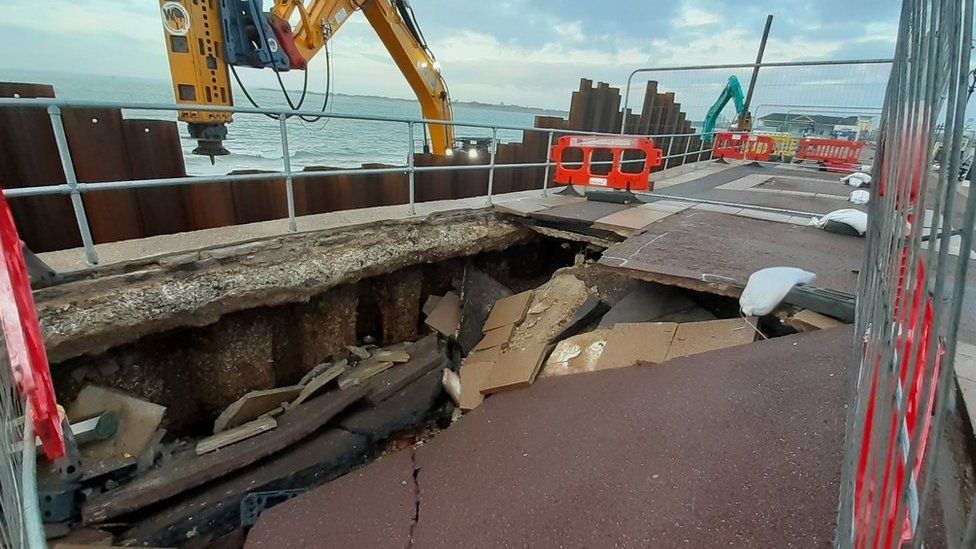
[841, 172, 872, 187]
[808, 208, 868, 235]
[849, 189, 870, 205]
[739, 267, 816, 316]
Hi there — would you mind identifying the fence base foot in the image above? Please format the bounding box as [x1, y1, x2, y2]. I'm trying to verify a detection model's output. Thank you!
[585, 189, 643, 205]
[556, 185, 584, 197]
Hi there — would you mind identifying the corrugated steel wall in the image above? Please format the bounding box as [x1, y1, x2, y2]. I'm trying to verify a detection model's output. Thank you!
[0, 79, 706, 252]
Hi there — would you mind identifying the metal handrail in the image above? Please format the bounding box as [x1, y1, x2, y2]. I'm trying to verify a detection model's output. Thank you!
[0, 97, 715, 266]
[619, 58, 893, 133]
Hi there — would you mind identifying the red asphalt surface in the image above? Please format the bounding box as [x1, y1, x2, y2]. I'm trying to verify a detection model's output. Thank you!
[247, 327, 853, 548]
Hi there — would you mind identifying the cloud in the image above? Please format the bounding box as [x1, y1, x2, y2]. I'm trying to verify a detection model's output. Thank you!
[0, 0, 901, 110]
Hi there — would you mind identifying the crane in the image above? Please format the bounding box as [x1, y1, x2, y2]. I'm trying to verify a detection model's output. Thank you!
[701, 75, 752, 143]
[157, 0, 454, 161]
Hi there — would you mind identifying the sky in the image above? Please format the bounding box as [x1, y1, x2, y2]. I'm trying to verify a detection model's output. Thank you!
[0, 0, 901, 110]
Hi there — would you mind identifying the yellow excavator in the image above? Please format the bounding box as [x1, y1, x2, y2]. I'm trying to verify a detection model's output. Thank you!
[158, 0, 454, 161]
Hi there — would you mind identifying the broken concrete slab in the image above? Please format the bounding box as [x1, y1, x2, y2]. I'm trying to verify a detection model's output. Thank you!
[549, 296, 609, 342]
[482, 290, 533, 332]
[458, 266, 513, 354]
[465, 346, 501, 365]
[245, 449, 415, 549]
[424, 291, 461, 338]
[68, 386, 166, 464]
[598, 322, 678, 369]
[213, 385, 302, 433]
[459, 360, 495, 411]
[339, 367, 446, 442]
[82, 386, 367, 525]
[196, 416, 277, 455]
[665, 318, 756, 361]
[472, 323, 515, 352]
[292, 363, 348, 407]
[540, 329, 612, 378]
[508, 274, 591, 349]
[480, 342, 551, 395]
[598, 283, 698, 328]
[788, 309, 845, 332]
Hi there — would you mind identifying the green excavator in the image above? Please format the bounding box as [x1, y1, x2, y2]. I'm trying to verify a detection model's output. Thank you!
[702, 75, 753, 143]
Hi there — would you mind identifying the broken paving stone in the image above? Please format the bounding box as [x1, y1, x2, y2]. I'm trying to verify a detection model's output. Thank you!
[68, 386, 166, 465]
[424, 291, 461, 338]
[196, 416, 277, 455]
[442, 369, 462, 406]
[598, 283, 699, 328]
[597, 322, 679, 370]
[480, 341, 551, 395]
[508, 274, 591, 349]
[422, 294, 442, 316]
[482, 290, 533, 332]
[212, 385, 302, 434]
[665, 318, 757, 361]
[458, 266, 514, 354]
[472, 323, 515, 352]
[459, 360, 495, 411]
[540, 329, 613, 378]
[549, 296, 610, 342]
[788, 309, 845, 332]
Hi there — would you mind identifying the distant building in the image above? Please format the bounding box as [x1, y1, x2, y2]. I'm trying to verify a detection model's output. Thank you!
[758, 113, 874, 138]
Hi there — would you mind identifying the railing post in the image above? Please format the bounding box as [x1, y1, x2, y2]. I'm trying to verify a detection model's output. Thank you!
[48, 106, 99, 266]
[665, 136, 675, 169]
[407, 122, 416, 215]
[682, 131, 692, 166]
[541, 130, 554, 197]
[485, 127, 497, 206]
[279, 115, 297, 233]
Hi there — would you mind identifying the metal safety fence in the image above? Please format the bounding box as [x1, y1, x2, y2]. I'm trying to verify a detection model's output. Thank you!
[835, 0, 976, 547]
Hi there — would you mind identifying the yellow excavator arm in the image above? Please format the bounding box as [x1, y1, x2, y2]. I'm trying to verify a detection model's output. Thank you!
[158, 0, 454, 158]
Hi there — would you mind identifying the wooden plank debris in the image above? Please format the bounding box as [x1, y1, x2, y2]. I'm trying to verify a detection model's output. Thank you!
[338, 356, 396, 390]
[292, 363, 349, 407]
[665, 318, 756, 361]
[480, 342, 551, 395]
[82, 386, 367, 525]
[212, 385, 302, 434]
[299, 359, 348, 386]
[424, 291, 461, 337]
[597, 322, 678, 369]
[364, 335, 443, 405]
[196, 416, 277, 455]
[68, 386, 166, 463]
[482, 291, 533, 332]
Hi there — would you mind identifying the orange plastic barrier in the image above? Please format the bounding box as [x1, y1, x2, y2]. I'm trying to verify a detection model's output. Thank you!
[794, 137, 864, 167]
[550, 135, 662, 191]
[711, 133, 776, 161]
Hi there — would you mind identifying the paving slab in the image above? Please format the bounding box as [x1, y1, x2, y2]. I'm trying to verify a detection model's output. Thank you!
[250, 327, 854, 547]
[758, 175, 852, 197]
[600, 210, 862, 296]
[531, 200, 631, 224]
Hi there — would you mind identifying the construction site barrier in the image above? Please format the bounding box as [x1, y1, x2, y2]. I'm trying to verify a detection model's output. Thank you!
[794, 137, 864, 170]
[758, 132, 799, 159]
[550, 135, 662, 191]
[711, 133, 776, 161]
[0, 187, 64, 460]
